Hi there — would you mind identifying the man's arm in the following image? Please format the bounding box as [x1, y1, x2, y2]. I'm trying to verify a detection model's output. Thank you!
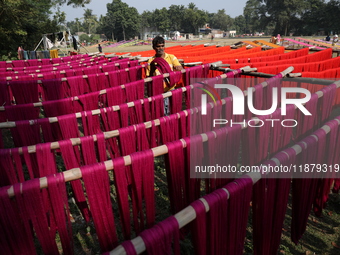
[173, 65, 183, 71]
[171, 55, 183, 71]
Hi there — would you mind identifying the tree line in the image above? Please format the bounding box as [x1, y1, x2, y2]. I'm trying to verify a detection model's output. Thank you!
[1, 0, 340, 59]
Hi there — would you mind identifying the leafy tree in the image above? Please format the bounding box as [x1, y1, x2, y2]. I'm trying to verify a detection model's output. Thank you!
[0, 0, 53, 56]
[66, 19, 85, 34]
[79, 33, 91, 43]
[0, 0, 91, 57]
[234, 15, 247, 35]
[83, 8, 98, 34]
[252, 0, 308, 35]
[209, 9, 233, 31]
[182, 3, 208, 34]
[291, 0, 321, 35]
[76, 17, 85, 33]
[140, 11, 153, 28]
[139, 10, 154, 38]
[168, 5, 186, 31]
[243, 0, 268, 34]
[241, 0, 337, 36]
[52, 0, 91, 7]
[153, 8, 171, 34]
[103, 0, 140, 41]
[79, 33, 100, 44]
[312, 0, 340, 35]
[53, 7, 67, 30]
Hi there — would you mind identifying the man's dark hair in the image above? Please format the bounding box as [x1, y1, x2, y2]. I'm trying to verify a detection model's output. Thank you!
[152, 36, 165, 48]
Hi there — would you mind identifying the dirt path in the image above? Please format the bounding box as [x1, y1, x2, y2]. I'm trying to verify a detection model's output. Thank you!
[79, 36, 326, 55]
[79, 37, 268, 54]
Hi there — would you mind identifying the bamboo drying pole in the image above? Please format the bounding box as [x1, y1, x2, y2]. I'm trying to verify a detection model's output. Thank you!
[3, 55, 111, 72]
[0, 65, 257, 149]
[0, 67, 252, 157]
[5, 59, 147, 81]
[3, 66, 295, 196]
[0, 62, 230, 122]
[1, 65, 149, 111]
[211, 66, 337, 86]
[1, 61, 223, 111]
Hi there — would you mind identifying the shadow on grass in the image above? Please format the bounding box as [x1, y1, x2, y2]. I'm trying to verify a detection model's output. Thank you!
[279, 192, 340, 255]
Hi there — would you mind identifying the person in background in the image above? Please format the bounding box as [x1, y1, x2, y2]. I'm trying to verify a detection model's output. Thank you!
[72, 36, 78, 51]
[17, 46, 24, 60]
[146, 36, 183, 115]
[276, 34, 281, 45]
[271, 36, 277, 44]
[332, 34, 338, 46]
[325, 35, 331, 41]
[97, 43, 102, 53]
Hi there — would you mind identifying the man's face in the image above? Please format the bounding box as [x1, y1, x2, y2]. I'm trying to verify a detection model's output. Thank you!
[153, 43, 165, 55]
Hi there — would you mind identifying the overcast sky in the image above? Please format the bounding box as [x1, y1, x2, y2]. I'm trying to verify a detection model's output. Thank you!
[57, 0, 246, 22]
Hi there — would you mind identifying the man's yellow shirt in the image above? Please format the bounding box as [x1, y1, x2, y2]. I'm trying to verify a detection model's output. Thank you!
[146, 53, 181, 92]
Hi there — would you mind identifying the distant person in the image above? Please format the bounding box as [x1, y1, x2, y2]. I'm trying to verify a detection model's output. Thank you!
[271, 36, 277, 44]
[97, 44, 102, 53]
[211, 34, 214, 41]
[276, 34, 281, 45]
[325, 35, 331, 41]
[332, 34, 338, 46]
[72, 36, 78, 51]
[17, 46, 24, 60]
